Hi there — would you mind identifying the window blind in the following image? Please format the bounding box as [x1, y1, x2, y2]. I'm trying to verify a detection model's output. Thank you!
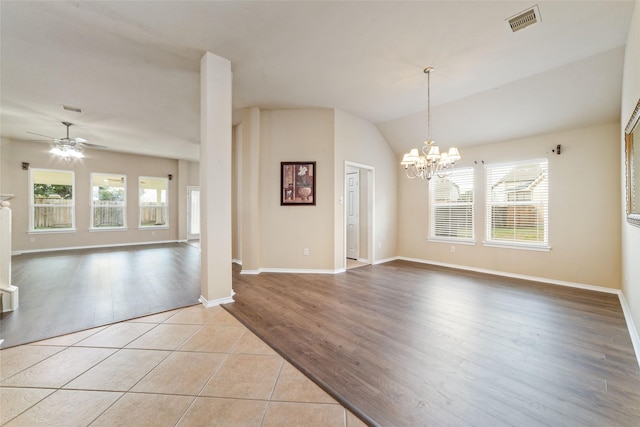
[429, 167, 474, 242]
[485, 159, 548, 247]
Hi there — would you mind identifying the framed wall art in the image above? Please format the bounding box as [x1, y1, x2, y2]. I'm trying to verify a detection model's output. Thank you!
[281, 161, 316, 205]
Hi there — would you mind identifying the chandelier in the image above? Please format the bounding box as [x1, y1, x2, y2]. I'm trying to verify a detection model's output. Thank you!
[401, 67, 461, 180]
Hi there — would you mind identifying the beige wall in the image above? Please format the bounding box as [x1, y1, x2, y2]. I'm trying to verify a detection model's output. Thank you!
[398, 122, 621, 289]
[4, 140, 180, 252]
[334, 109, 398, 268]
[259, 109, 336, 270]
[622, 0, 640, 334]
[234, 108, 398, 272]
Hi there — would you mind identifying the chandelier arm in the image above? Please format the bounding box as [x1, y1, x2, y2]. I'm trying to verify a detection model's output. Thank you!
[405, 165, 418, 179]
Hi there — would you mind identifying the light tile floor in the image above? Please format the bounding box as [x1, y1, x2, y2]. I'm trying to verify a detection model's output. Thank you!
[0, 305, 367, 427]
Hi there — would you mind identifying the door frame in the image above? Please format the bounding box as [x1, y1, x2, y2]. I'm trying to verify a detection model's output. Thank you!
[187, 185, 201, 240]
[343, 161, 374, 269]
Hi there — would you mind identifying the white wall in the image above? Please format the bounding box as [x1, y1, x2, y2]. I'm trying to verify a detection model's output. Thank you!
[622, 0, 640, 334]
[398, 122, 621, 289]
[4, 140, 180, 252]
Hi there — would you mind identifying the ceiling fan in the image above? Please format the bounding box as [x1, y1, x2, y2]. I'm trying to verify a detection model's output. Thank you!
[27, 121, 107, 159]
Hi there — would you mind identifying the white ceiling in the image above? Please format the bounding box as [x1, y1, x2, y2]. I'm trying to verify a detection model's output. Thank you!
[0, 1, 635, 162]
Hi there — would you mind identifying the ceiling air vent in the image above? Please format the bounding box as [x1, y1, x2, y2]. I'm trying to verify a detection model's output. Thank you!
[507, 5, 541, 32]
[61, 104, 82, 113]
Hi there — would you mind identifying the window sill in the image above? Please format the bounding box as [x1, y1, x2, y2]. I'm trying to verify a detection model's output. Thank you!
[90, 227, 128, 232]
[138, 226, 169, 230]
[427, 237, 476, 246]
[483, 241, 550, 252]
[28, 229, 76, 234]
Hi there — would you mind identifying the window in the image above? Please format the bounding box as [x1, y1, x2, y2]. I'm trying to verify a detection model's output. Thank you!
[91, 173, 126, 230]
[429, 167, 474, 242]
[139, 176, 168, 228]
[30, 168, 75, 231]
[485, 159, 549, 248]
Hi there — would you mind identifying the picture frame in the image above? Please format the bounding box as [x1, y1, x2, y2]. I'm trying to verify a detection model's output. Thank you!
[281, 161, 316, 205]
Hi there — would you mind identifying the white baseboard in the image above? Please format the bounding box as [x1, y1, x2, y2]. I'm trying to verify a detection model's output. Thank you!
[396, 256, 619, 294]
[242, 267, 342, 275]
[239, 269, 261, 275]
[374, 256, 400, 265]
[618, 292, 640, 368]
[199, 293, 234, 308]
[12, 240, 181, 255]
[232, 259, 242, 265]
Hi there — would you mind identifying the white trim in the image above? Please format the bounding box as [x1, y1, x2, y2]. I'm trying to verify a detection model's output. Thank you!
[11, 240, 181, 255]
[618, 292, 640, 368]
[356, 258, 369, 264]
[199, 293, 234, 307]
[343, 161, 376, 270]
[396, 256, 619, 294]
[373, 256, 400, 265]
[483, 241, 551, 252]
[262, 268, 340, 274]
[240, 267, 344, 275]
[90, 172, 127, 231]
[232, 259, 242, 265]
[30, 168, 76, 232]
[28, 229, 77, 234]
[428, 237, 476, 246]
[89, 227, 129, 232]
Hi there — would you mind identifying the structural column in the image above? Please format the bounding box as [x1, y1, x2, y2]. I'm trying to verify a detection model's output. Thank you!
[239, 107, 261, 273]
[199, 52, 233, 306]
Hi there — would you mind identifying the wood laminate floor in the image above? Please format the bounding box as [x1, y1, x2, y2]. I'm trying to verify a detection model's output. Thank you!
[224, 260, 640, 427]
[1, 243, 201, 348]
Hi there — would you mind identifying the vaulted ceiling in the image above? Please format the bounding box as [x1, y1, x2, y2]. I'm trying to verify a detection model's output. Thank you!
[1, 1, 634, 162]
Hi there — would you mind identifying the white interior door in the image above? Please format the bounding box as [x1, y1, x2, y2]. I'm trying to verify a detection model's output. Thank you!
[187, 186, 200, 240]
[346, 171, 359, 260]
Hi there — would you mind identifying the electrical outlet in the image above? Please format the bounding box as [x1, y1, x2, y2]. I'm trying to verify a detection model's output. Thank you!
[304, 248, 309, 256]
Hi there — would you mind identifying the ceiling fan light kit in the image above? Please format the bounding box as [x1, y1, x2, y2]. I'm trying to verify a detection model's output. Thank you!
[50, 145, 84, 159]
[401, 67, 461, 180]
[49, 122, 85, 160]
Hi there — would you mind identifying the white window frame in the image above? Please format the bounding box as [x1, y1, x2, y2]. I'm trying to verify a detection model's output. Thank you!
[29, 168, 76, 233]
[428, 167, 475, 244]
[138, 176, 169, 229]
[484, 158, 549, 251]
[90, 173, 127, 231]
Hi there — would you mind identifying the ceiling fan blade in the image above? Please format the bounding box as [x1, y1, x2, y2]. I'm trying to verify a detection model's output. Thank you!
[73, 137, 88, 143]
[25, 139, 54, 143]
[81, 142, 108, 149]
[26, 131, 56, 139]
